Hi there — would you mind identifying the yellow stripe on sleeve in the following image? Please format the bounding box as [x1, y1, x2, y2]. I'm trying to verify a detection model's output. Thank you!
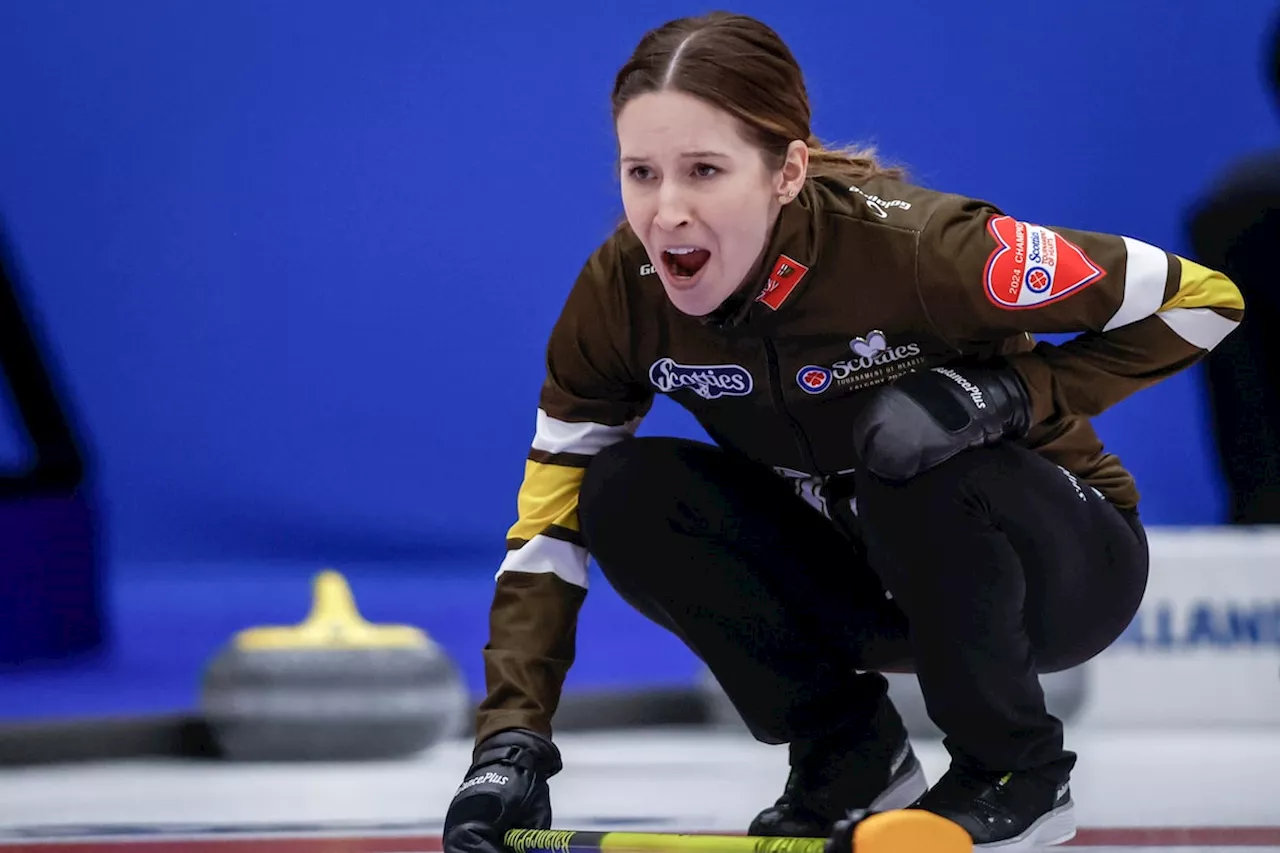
[505, 459, 586, 544]
[1161, 256, 1244, 312]
[1152, 256, 1243, 351]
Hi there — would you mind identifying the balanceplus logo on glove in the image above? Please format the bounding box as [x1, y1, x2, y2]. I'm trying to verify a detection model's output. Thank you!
[456, 771, 511, 795]
[932, 367, 986, 409]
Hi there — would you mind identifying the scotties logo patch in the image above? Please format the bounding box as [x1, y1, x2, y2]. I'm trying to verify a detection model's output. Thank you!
[649, 358, 753, 400]
[795, 330, 926, 395]
[984, 216, 1106, 309]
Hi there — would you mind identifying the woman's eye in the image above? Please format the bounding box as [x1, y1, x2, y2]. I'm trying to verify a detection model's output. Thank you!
[693, 164, 718, 178]
[627, 166, 653, 181]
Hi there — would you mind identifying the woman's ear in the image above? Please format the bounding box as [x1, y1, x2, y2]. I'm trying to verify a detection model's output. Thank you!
[778, 139, 809, 201]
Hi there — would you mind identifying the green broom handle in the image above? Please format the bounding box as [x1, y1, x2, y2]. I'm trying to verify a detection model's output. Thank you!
[504, 829, 827, 853]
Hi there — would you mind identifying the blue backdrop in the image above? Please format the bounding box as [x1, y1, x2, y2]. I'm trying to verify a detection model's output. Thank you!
[0, 0, 1276, 567]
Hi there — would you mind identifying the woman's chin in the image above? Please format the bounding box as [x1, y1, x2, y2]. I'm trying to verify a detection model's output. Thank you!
[662, 276, 731, 317]
[665, 291, 720, 317]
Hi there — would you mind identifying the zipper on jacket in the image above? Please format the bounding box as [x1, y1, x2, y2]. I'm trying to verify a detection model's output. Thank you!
[762, 337, 822, 476]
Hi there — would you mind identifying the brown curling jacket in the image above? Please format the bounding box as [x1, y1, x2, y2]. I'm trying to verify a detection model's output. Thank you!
[474, 174, 1244, 745]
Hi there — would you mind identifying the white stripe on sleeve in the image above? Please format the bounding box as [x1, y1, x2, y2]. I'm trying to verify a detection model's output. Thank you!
[530, 409, 642, 455]
[1156, 307, 1240, 351]
[496, 534, 590, 589]
[1103, 237, 1170, 332]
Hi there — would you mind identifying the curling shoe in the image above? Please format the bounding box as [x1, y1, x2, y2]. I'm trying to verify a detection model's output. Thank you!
[748, 698, 927, 838]
[910, 763, 1076, 850]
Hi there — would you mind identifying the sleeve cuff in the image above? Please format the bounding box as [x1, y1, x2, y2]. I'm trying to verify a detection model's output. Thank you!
[1004, 350, 1057, 426]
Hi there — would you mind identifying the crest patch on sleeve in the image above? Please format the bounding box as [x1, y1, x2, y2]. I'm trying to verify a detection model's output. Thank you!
[983, 215, 1106, 309]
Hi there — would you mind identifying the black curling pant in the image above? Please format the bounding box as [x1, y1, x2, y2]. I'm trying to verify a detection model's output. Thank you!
[578, 437, 1149, 781]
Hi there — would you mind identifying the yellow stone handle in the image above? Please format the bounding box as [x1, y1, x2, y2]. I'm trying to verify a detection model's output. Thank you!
[233, 569, 428, 651]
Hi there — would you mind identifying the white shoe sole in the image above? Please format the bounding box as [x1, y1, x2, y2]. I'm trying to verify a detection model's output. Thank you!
[974, 800, 1077, 850]
[869, 757, 929, 812]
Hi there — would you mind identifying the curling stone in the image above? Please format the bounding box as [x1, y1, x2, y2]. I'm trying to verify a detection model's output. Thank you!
[825, 809, 973, 853]
[199, 569, 471, 761]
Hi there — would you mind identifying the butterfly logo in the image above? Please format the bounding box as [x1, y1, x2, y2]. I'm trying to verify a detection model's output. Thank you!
[850, 330, 888, 358]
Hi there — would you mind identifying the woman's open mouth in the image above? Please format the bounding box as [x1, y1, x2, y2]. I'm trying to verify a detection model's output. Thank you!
[662, 247, 712, 287]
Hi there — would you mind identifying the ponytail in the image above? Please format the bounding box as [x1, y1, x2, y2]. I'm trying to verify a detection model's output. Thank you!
[804, 136, 906, 184]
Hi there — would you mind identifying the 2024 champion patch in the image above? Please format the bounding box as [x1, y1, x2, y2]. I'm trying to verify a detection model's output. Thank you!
[984, 215, 1106, 309]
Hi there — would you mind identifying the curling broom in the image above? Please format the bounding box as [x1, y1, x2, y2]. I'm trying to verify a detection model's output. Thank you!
[503, 810, 972, 853]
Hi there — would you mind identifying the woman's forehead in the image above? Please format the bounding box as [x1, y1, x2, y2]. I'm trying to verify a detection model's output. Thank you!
[616, 92, 754, 159]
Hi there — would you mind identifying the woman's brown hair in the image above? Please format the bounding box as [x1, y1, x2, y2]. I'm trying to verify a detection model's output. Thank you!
[611, 11, 905, 185]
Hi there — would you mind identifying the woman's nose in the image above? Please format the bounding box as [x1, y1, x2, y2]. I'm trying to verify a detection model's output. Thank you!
[653, 184, 691, 230]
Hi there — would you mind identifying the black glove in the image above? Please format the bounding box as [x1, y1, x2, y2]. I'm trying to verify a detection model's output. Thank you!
[443, 728, 563, 853]
[851, 363, 1032, 482]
